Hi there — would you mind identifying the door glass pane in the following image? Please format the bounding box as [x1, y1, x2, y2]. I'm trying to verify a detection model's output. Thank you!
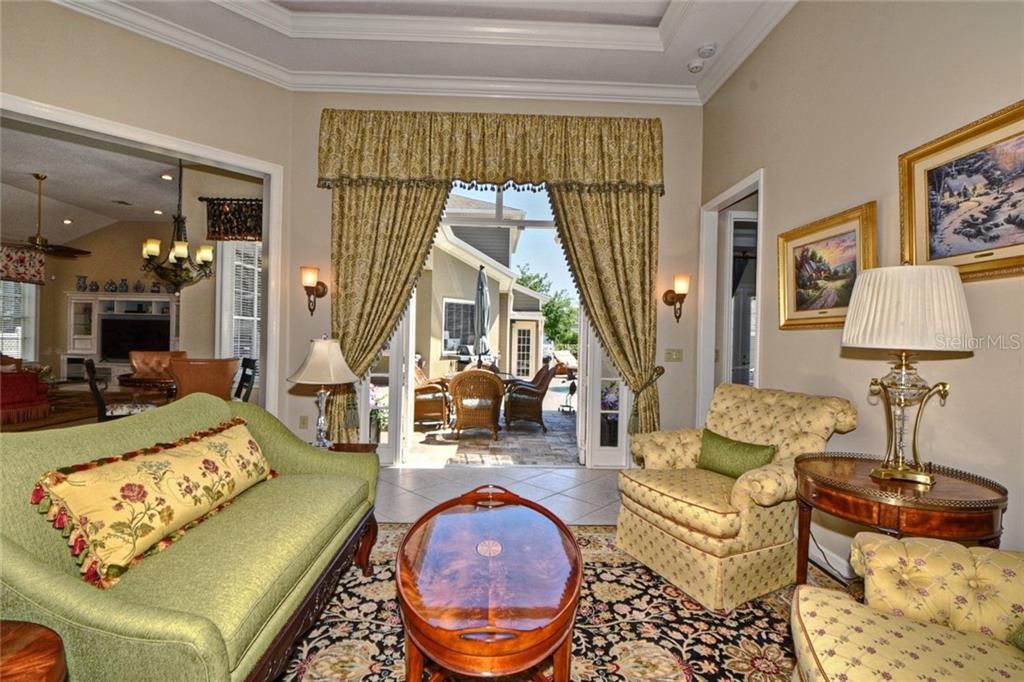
[599, 380, 620, 447]
[369, 352, 390, 446]
[600, 352, 617, 379]
[599, 413, 619, 448]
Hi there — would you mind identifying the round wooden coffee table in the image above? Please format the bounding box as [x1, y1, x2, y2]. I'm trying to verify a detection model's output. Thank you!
[397, 485, 582, 681]
[0, 621, 67, 682]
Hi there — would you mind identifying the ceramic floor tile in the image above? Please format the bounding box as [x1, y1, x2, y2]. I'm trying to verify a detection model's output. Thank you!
[572, 502, 622, 526]
[520, 471, 582, 493]
[434, 469, 517, 488]
[561, 477, 621, 503]
[414, 480, 491, 504]
[493, 466, 559, 481]
[500, 481, 557, 502]
[533, 493, 601, 524]
[374, 490, 438, 523]
[378, 468, 449, 492]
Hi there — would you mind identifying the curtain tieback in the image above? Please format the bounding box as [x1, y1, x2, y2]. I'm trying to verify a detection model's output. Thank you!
[628, 366, 665, 434]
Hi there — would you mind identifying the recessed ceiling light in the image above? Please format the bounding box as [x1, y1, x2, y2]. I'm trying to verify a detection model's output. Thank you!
[161, 174, 173, 181]
[63, 218, 73, 224]
[153, 209, 164, 215]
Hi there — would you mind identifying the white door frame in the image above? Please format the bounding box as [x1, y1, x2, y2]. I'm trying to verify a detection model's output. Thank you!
[696, 169, 765, 424]
[1, 93, 285, 415]
[719, 210, 758, 385]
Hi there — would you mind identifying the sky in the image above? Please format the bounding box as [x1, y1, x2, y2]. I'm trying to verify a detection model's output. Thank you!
[449, 186, 579, 302]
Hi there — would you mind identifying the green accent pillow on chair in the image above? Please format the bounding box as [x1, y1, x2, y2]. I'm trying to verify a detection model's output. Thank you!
[697, 428, 776, 478]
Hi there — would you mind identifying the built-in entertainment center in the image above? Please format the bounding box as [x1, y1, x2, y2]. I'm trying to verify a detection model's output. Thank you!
[62, 292, 180, 386]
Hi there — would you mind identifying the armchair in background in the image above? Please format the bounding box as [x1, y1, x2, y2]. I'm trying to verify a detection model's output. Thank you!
[413, 365, 449, 427]
[169, 358, 240, 400]
[505, 361, 562, 432]
[449, 368, 504, 440]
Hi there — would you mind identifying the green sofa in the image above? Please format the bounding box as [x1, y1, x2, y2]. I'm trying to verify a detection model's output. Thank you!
[0, 394, 379, 681]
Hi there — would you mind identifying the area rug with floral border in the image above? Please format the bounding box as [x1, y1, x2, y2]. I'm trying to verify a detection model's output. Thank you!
[279, 524, 854, 682]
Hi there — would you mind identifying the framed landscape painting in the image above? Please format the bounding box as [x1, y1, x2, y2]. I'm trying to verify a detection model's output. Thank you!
[900, 99, 1024, 281]
[778, 201, 877, 330]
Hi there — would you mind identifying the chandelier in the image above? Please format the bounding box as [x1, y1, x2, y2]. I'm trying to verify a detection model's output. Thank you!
[141, 159, 214, 291]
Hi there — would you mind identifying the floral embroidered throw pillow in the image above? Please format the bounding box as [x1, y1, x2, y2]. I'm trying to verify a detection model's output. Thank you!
[30, 418, 274, 588]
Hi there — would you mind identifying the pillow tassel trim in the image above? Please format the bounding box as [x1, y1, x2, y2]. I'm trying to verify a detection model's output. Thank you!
[29, 417, 278, 588]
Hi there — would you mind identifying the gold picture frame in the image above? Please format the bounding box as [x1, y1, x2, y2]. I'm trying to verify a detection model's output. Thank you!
[899, 99, 1024, 281]
[778, 202, 877, 330]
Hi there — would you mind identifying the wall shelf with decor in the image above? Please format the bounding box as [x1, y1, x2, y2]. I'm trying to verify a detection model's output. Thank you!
[61, 292, 180, 384]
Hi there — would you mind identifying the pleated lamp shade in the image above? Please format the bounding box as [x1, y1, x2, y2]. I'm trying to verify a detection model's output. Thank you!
[842, 265, 973, 351]
[288, 338, 358, 385]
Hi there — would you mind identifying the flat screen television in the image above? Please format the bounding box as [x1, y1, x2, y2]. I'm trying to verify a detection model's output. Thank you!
[100, 318, 171, 362]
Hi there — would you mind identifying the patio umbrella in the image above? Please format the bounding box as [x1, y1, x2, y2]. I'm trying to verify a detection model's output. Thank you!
[474, 265, 491, 363]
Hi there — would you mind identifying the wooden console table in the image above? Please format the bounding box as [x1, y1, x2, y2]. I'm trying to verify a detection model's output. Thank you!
[794, 453, 1008, 584]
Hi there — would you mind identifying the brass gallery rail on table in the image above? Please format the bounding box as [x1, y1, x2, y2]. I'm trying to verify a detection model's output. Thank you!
[396, 485, 583, 682]
[794, 453, 1008, 584]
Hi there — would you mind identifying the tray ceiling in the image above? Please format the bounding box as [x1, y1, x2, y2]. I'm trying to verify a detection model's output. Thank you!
[55, 0, 796, 104]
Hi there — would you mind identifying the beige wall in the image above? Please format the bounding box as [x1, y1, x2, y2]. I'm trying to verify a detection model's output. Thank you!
[3, 1, 704, 441]
[703, 1, 1024, 555]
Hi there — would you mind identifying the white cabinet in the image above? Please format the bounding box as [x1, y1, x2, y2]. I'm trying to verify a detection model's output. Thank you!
[61, 292, 179, 381]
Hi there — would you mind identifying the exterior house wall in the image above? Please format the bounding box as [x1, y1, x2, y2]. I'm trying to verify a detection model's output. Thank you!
[703, 0, 1024, 557]
[418, 249, 502, 380]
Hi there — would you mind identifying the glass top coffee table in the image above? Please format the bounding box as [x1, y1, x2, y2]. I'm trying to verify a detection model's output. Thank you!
[396, 485, 582, 681]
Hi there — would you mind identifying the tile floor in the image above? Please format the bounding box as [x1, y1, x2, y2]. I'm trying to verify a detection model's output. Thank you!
[376, 465, 623, 526]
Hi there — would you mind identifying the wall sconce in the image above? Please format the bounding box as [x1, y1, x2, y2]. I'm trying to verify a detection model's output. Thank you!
[662, 274, 689, 323]
[300, 266, 328, 316]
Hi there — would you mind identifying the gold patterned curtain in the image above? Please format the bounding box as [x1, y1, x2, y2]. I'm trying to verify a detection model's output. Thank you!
[549, 187, 662, 433]
[318, 109, 664, 440]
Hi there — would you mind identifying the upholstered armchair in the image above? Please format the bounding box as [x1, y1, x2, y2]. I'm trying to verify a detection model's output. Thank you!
[792, 533, 1024, 681]
[616, 383, 857, 611]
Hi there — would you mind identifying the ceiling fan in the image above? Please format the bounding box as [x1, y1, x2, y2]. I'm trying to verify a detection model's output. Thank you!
[3, 173, 91, 259]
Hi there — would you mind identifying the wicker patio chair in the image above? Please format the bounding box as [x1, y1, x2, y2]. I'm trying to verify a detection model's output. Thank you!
[505, 362, 562, 432]
[414, 366, 450, 426]
[449, 368, 505, 440]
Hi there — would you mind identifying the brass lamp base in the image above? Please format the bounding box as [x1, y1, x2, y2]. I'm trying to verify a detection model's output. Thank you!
[869, 465, 935, 486]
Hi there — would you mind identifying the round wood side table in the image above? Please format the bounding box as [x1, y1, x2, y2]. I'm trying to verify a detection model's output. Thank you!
[0, 621, 68, 682]
[794, 453, 1008, 584]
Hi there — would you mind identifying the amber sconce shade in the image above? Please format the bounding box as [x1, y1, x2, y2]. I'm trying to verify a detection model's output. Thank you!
[301, 266, 328, 316]
[662, 274, 690, 323]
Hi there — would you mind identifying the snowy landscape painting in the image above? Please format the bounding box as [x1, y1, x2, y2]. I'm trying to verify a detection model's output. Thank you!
[926, 132, 1024, 259]
[794, 231, 858, 311]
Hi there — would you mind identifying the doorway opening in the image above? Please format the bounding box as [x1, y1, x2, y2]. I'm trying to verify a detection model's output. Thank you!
[0, 96, 283, 423]
[717, 195, 759, 387]
[696, 170, 765, 423]
[360, 183, 635, 469]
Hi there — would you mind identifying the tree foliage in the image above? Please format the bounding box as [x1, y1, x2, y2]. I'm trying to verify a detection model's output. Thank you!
[516, 265, 579, 352]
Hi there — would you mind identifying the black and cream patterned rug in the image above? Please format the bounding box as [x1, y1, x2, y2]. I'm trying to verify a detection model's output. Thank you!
[280, 525, 846, 681]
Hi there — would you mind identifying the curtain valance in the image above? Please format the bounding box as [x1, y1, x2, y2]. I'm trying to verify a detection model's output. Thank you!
[199, 197, 263, 241]
[318, 109, 664, 193]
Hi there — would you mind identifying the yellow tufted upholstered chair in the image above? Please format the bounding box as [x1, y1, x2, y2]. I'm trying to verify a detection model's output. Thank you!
[616, 383, 857, 611]
[791, 533, 1024, 681]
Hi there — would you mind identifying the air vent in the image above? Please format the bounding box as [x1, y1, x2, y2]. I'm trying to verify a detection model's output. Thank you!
[112, 200, 133, 206]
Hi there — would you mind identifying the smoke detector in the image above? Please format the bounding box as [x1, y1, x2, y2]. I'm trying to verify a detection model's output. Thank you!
[687, 60, 704, 74]
[697, 43, 718, 59]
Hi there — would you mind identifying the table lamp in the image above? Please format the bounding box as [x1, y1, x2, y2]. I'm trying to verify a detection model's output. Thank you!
[288, 337, 357, 447]
[842, 264, 973, 486]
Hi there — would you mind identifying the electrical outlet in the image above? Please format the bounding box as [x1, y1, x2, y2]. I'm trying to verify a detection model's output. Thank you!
[665, 348, 683, 362]
[299, 415, 309, 429]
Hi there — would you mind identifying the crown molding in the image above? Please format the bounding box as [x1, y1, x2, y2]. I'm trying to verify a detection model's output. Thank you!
[290, 71, 701, 105]
[658, 0, 695, 49]
[210, 0, 663, 52]
[697, 0, 797, 103]
[53, 0, 701, 105]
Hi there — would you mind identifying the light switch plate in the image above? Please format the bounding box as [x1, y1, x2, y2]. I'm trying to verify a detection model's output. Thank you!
[665, 348, 683, 362]
[299, 415, 309, 429]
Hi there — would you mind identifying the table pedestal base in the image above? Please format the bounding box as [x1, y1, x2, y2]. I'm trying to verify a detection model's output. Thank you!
[405, 630, 573, 682]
